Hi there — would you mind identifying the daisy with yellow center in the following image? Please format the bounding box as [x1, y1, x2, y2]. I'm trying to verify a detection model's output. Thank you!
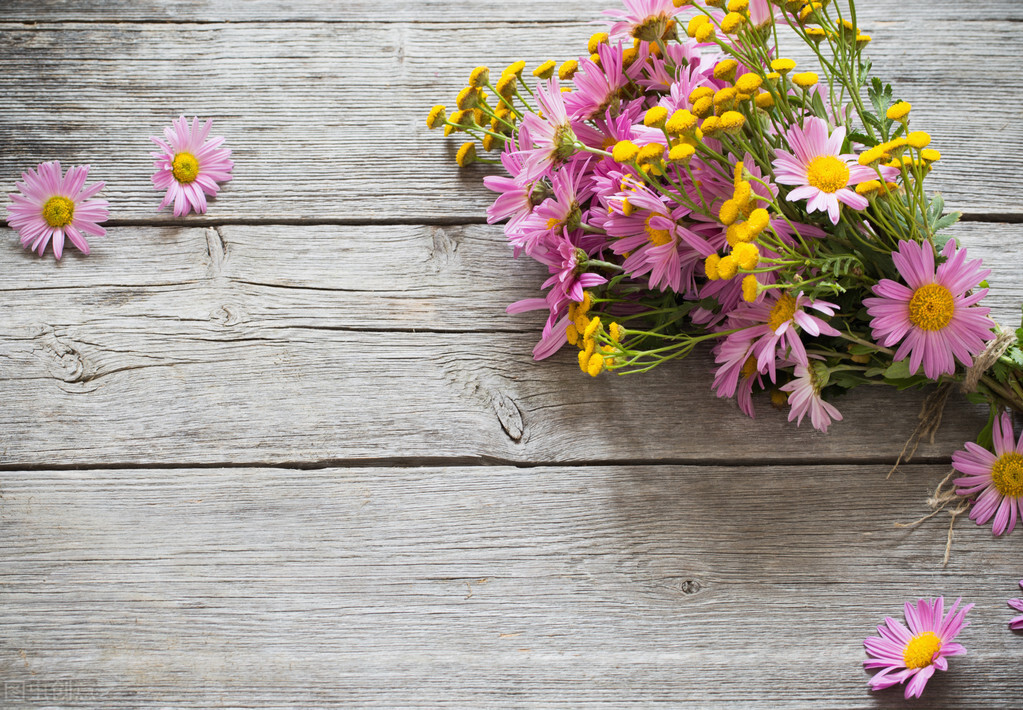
[5, 161, 109, 259]
[954, 411, 1023, 535]
[726, 290, 841, 385]
[864, 239, 994, 380]
[772, 117, 892, 224]
[150, 116, 234, 217]
[864, 597, 972, 699]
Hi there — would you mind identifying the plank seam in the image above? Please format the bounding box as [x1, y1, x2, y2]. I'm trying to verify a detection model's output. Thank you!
[0, 456, 953, 472]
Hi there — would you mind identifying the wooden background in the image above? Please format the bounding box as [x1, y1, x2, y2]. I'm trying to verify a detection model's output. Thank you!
[1, 1, 1021, 707]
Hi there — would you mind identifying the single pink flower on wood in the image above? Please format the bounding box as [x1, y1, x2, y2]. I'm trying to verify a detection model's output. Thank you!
[151, 116, 234, 216]
[5, 161, 108, 259]
[864, 597, 972, 699]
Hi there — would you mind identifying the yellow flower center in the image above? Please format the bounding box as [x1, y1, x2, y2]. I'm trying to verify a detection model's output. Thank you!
[740, 355, 758, 380]
[42, 196, 75, 228]
[991, 452, 1023, 498]
[903, 631, 942, 670]
[805, 155, 850, 194]
[768, 294, 797, 331]
[644, 214, 671, 246]
[172, 152, 200, 183]
[908, 283, 955, 332]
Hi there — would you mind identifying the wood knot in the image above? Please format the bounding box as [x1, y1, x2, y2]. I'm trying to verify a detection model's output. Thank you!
[491, 391, 524, 443]
[212, 304, 244, 326]
[676, 579, 702, 595]
[37, 330, 88, 384]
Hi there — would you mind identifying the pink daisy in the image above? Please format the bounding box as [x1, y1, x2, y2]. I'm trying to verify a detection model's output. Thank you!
[953, 411, 1023, 536]
[864, 239, 994, 380]
[779, 361, 842, 432]
[772, 117, 882, 224]
[712, 329, 765, 418]
[1008, 579, 1023, 630]
[150, 116, 234, 216]
[727, 290, 840, 382]
[517, 78, 577, 183]
[864, 597, 973, 699]
[603, 0, 682, 43]
[5, 161, 109, 259]
[565, 42, 628, 121]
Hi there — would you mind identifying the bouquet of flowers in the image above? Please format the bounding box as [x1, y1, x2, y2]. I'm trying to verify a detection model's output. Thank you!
[428, 0, 1023, 543]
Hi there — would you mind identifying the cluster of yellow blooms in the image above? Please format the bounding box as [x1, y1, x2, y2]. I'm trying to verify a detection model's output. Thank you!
[706, 161, 770, 303]
[565, 292, 626, 377]
[426, 60, 556, 166]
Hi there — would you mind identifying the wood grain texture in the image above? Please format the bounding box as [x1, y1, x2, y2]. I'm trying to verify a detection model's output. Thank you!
[3, 222, 1019, 468]
[2, 0, 1021, 23]
[1, 2, 1022, 708]
[1, 464, 1020, 709]
[0, 2, 1020, 222]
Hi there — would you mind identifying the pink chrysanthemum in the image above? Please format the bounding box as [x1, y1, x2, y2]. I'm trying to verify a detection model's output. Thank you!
[603, 0, 682, 43]
[772, 117, 881, 224]
[779, 361, 842, 432]
[728, 290, 840, 382]
[150, 116, 234, 216]
[864, 239, 994, 380]
[953, 411, 1023, 536]
[1008, 580, 1023, 630]
[5, 161, 109, 259]
[864, 597, 972, 699]
[517, 78, 577, 183]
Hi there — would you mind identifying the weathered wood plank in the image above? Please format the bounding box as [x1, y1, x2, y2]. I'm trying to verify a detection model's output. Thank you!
[1, 463, 1018, 707]
[0, 10, 1019, 222]
[3, 222, 1018, 468]
[1, 0, 1020, 23]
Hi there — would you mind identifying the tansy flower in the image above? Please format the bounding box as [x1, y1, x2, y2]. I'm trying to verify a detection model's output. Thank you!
[863, 597, 972, 699]
[779, 361, 842, 432]
[5, 161, 109, 259]
[953, 411, 1023, 536]
[1007, 579, 1023, 629]
[772, 117, 883, 224]
[863, 239, 994, 380]
[150, 116, 233, 216]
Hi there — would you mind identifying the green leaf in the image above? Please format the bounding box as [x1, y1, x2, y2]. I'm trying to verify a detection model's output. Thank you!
[933, 212, 961, 231]
[884, 359, 913, 379]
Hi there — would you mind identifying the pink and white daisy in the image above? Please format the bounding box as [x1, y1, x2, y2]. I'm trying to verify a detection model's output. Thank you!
[565, 43, 628, 121]
[953, 411, 1023, 536]
[779, 361, 842, 432]
[5, 161, 109, 259]
[772, 117, 884, 224]
[728, 290, 840, 382]
[517, 78, 578, 183]
[150, 116, 234, 216]
[712, 329, 765, 418]
[1008, 579, 1023, 630]
[863, 597, 972, 699]
[864, 238, 994, 380]
[603, 0, 682, 43]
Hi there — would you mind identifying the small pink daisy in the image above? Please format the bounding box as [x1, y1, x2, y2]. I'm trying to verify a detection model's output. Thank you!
[779, 361, 842, 432]
[517, 78, 578, 183]
[603, 0, 682, 42]
[1008, 579, 1023, 630]
[864, 239, 994, 380]
[727, 290, 840, 382]
[864, 597, 972, 699]
[953, 411, 1023, 536]
[150, 116, 234, 216]
[772, 117, 882, 224]
[5, 161, 109, 259]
